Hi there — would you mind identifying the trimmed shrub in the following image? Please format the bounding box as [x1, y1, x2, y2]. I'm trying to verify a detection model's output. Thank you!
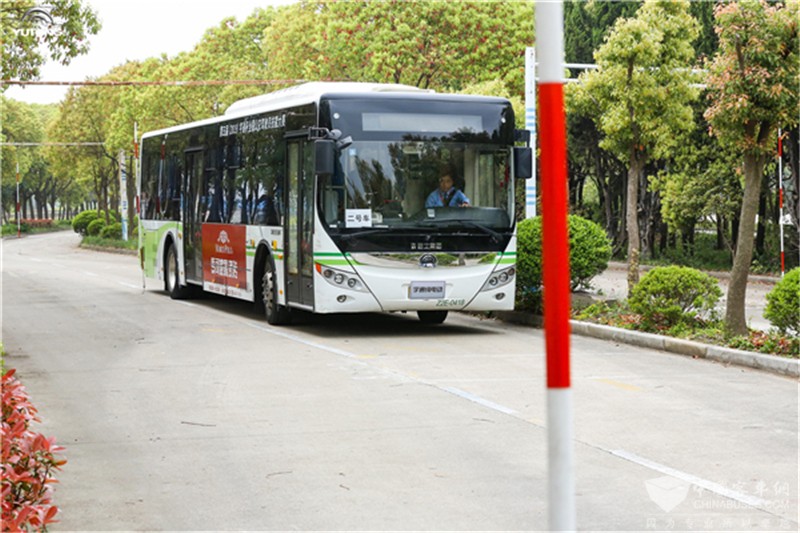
[764, 267, 800, 335]
[100, 222, 123, 240]
[516, 215, 612, 312]
[71, 210, 98, 235]
[629, 266, 722, 328]
[86, 218, 106, 237]
[568, 215, 613, 288]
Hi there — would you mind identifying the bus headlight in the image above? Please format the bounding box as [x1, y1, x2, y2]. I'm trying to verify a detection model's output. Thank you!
[317, 264, 367, 292]
[481, 265, 515, 291]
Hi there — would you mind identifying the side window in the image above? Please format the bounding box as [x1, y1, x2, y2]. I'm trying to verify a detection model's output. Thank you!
[165, 154, 182, 221]
[250, 131, 284, 226]
[224, 139, 240, 223]
[140, 150, 159, 220]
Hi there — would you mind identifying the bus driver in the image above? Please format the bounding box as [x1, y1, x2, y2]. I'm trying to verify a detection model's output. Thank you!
[425, 168, 470, 208]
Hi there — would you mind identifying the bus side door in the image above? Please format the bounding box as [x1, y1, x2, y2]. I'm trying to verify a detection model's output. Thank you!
[184, 149, 204, 283]
[285, 139, 316, 309]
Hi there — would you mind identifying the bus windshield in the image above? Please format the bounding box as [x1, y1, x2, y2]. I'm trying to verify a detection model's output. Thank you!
[320, 140, 513, 234]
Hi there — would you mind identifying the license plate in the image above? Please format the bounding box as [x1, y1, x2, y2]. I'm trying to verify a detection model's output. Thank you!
[409, 281, 445, 300]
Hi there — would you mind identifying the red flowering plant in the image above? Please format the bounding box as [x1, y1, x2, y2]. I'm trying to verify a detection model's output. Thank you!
[19, 220, 54, 229]
[2, 368, 66, 532]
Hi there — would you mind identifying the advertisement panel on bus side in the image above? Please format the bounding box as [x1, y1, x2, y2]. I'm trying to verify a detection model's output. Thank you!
[202, 224, 247, 294]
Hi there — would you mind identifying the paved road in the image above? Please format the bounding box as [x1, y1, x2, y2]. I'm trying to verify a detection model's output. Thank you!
[2, 232, 797, 531]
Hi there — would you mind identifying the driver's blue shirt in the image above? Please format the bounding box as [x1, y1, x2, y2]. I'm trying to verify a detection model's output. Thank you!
[425, 187, 470, 207]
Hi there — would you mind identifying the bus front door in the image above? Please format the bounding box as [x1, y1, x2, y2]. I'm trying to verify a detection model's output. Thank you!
[285, 139, 315, 309]
[184, 149, 204, 283]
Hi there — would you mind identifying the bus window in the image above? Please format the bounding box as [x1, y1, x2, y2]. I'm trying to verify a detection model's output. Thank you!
[165, 155, 182, 221]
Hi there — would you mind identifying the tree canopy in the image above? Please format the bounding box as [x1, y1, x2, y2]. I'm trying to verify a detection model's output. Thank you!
[264, 0, 533, 92]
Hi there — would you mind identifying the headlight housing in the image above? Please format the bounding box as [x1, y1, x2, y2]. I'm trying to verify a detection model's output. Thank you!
[317, 264, 368, 292]
[481, 266, 516, 291]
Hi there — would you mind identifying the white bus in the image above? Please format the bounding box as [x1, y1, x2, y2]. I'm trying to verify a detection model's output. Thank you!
[138, 82, 532, 325]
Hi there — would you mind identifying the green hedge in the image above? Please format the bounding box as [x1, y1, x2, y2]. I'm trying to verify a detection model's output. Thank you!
[100, 222, 123, 240]
[86, 218, 106, 236]
[71, 210, 99, 235]
[516, 215, 612, 312]
[764, 267, 800, 335]
[629, 266, 722, 328]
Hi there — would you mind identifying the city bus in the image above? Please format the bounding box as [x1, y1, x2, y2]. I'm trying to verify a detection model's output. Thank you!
[138, 82, 532, 325]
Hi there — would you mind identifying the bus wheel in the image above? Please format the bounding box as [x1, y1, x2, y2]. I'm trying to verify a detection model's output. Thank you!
[262, 258, 291, 325]
[165, 243, 190, 300]
[418, 310, 448, 324]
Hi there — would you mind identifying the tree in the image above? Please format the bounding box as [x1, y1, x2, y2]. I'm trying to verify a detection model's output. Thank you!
[0, 97, 54, 220]
[134, 8, 277, 130]
[47, 86, 118, 221]
[652, 98, 742, 257]
[570, 0, 699, 295]
[1, 0, 100, 82]
[704, 0, 799, 335]
[264, 0, 533, 93]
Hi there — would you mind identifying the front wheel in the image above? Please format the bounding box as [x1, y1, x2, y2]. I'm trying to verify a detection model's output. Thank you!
[262, 258, 291, 325]
[165, 243, 191, 299]
[417, 310, 448, 324]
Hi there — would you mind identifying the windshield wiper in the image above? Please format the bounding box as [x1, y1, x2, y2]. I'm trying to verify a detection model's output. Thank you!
[418, 219, 503, 243]
[338, 228, 386, 240]
[460, 221, 503, 243]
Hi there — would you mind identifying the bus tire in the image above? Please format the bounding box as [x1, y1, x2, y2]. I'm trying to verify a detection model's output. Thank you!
[262, 257, 291, 325]
[417, 310, 448, 324]
[165, 242, 191, 300]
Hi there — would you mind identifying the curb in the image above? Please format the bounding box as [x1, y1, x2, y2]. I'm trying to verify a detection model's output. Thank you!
[491, 311, 799, 379]
[79, 243, 137, 256]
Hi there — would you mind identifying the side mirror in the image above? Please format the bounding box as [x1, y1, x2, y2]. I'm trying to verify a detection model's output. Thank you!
[514, 147, 533, 179]
[315, 139, 335, 177]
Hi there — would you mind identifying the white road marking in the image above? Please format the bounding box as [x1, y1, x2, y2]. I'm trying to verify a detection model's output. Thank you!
[439, 386, 517, 415]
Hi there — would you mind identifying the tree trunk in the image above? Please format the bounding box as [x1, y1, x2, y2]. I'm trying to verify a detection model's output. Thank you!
[725, 152, 767, 335]
[755, 174, 768, 257]
[626, 152, 646, 296]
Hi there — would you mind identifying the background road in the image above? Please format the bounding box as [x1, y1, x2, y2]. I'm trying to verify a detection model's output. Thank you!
[2, 232, 797, 531]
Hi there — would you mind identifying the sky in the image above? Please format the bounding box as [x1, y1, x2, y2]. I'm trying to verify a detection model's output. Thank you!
[6, 0, 296, 105]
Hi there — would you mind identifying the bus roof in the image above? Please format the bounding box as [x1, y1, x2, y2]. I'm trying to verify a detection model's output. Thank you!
[224, 82, 431, 117]
[141, 82, 507, 139]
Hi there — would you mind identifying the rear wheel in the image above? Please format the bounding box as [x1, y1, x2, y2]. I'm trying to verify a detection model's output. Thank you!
[262, 257, 291, 325]
[165, 243, 191, 299]
[417, 310, 448, 324]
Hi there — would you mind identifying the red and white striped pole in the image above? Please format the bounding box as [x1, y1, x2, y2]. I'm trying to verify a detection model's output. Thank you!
[536, 0, 575, 530]
[16, 162, 21, 238]
[778, 129, 785, 277]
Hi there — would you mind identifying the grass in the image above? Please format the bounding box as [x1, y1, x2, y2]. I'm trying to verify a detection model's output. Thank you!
[1, 220, 72, 237]
[81, 235, 137, 251]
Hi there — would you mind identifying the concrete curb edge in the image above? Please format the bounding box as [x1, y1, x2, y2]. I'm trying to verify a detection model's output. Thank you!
[491, 311, 799, 379]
